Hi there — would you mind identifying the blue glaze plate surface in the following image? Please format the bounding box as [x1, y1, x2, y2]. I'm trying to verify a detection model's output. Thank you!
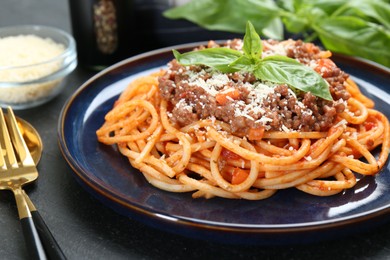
[58, 43, 390, 244]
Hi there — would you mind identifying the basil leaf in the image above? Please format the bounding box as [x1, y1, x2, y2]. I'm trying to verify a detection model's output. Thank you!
[254, 56, 333, 101]
[278, 1, 322, 33]
[228, 56, 255, 72]
[163, 0, 284, 39]
[280, 12, 309, 34]
[243, 21, 262, 59]
[332, 0, 390, 29]
[173, 48, 242, 73]
[290, 0, 349, 16]
[312, 16, 390, 67]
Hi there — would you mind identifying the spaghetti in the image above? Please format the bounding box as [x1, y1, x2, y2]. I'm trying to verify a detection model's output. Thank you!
[96, 39, 390, 200]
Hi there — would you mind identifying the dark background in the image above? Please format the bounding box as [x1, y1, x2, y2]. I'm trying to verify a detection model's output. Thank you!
[1, 0, 390, 259]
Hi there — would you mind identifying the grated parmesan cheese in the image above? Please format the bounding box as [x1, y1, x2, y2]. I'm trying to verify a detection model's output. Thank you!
[305, 156, 312, 161]
[0, 34, 65, 105]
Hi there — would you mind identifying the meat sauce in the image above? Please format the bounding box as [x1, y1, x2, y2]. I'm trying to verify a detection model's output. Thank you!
[158, 39, 350, 136]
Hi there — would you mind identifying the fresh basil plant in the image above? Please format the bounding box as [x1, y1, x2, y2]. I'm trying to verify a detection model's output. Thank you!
[164, 0, 390, 68]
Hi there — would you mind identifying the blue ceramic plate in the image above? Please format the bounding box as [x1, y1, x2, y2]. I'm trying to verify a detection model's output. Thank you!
[58, 43, 390, 244]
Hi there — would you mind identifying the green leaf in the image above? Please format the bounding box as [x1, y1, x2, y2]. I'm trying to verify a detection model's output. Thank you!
[280, 2, 328, 28]
[280, 12, 309, 34]
[275, 0, 296, 13]
[278, 0, 349, 15]
[228, 56, 255, 72]
[254, 56, 333, 101]
[173, 48, 242, 73]
[277, 1, 319, 33]
[312, 16, 390, 67]
[332, 0, 390, 29]
[243, 21, 262, 59]
[163, 0, 284, 39]
[260, 17, 284, 39]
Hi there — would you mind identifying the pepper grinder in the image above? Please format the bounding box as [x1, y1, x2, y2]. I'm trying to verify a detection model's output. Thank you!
[68, 0, 134, 70]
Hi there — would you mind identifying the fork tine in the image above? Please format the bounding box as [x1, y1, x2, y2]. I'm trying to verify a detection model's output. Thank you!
[5, 107, 35, 167]
[0, 108, 18, 168]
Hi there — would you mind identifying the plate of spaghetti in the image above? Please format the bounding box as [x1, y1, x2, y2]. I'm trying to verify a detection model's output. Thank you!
[59, 25, 390, 244]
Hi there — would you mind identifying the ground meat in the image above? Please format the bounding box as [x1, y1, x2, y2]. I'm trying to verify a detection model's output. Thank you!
[284, 40, 351, 101]
[158, 39, 351, 135]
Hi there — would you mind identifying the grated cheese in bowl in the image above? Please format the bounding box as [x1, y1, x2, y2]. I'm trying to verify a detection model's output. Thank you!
[0, 25, 77, 109]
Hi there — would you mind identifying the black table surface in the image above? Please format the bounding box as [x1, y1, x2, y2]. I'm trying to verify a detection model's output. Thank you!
[1, 1, 390, 259]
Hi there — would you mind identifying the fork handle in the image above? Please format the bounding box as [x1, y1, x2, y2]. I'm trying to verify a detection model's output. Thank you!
[30, 210, 67, 260]
[14, 190, 47, 260]
[23, 191, 67, 260]
[20, 217, 48, 260]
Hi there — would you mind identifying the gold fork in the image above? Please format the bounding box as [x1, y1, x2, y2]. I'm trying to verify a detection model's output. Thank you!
[0, 107, 65, 260]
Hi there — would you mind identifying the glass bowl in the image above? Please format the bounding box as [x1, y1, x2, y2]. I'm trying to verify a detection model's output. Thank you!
[0, 25, 77, 109]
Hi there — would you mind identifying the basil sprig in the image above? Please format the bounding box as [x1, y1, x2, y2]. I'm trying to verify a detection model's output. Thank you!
[173, 22, 332, 101]
[164, 0, 390, 68]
